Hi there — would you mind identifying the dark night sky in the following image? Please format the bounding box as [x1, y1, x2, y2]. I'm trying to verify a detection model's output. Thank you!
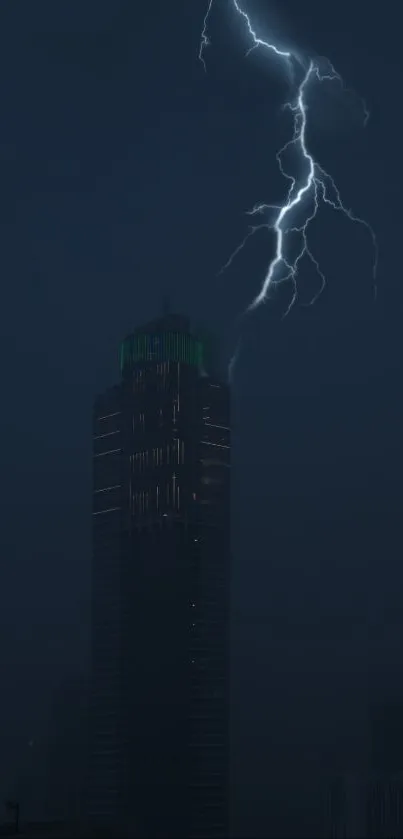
[0, 1, 402, 835]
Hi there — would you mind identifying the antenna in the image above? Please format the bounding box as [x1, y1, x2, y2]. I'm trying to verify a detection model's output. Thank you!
[162, 293, 171, 316]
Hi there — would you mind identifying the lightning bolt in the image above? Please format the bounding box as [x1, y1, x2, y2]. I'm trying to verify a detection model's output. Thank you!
[199, 0, 214, 72]
[200, 1, 378, 317]
[228, 339, 242, 384]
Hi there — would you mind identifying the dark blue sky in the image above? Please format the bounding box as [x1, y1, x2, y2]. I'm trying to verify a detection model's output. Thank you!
[0, 1, 402, 835]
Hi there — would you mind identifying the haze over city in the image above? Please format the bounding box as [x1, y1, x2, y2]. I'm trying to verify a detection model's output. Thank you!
[0, 1, 402, 836]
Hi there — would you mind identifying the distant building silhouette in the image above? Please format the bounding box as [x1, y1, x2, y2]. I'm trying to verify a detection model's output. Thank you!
[366, 701, 403, 838]
[370, 701, 403, 778]
[321, 772, 367, 838]
[46, 675, 88, 823]
[87, 313, 231, 837]
[322, 701, 403, 838]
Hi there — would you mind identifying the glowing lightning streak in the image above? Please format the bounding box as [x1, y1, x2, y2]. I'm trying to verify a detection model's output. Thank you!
[199, 0, 214, 72]
[230, 0, 292, 60]
[200, 1, 378, 316]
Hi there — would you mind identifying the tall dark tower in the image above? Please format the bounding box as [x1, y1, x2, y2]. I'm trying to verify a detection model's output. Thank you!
[88, 313, 231, 838]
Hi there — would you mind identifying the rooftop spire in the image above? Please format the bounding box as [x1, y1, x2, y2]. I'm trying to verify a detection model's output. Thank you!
[162, 293, 171, 317]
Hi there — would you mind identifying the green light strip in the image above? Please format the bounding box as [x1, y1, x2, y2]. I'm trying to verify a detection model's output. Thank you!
[120, 332, 205, 373]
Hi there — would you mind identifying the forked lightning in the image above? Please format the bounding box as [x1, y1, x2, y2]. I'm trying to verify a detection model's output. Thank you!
[200, 0, 378, 317]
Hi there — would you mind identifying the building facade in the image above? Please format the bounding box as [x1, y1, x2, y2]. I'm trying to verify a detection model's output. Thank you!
[88, 313, 231, 837]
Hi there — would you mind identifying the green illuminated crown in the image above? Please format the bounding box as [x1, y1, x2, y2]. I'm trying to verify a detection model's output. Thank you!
[120, 321, 204, 375]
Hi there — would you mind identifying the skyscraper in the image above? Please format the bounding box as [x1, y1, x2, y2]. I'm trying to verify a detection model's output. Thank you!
[88, 313, 231, 838]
